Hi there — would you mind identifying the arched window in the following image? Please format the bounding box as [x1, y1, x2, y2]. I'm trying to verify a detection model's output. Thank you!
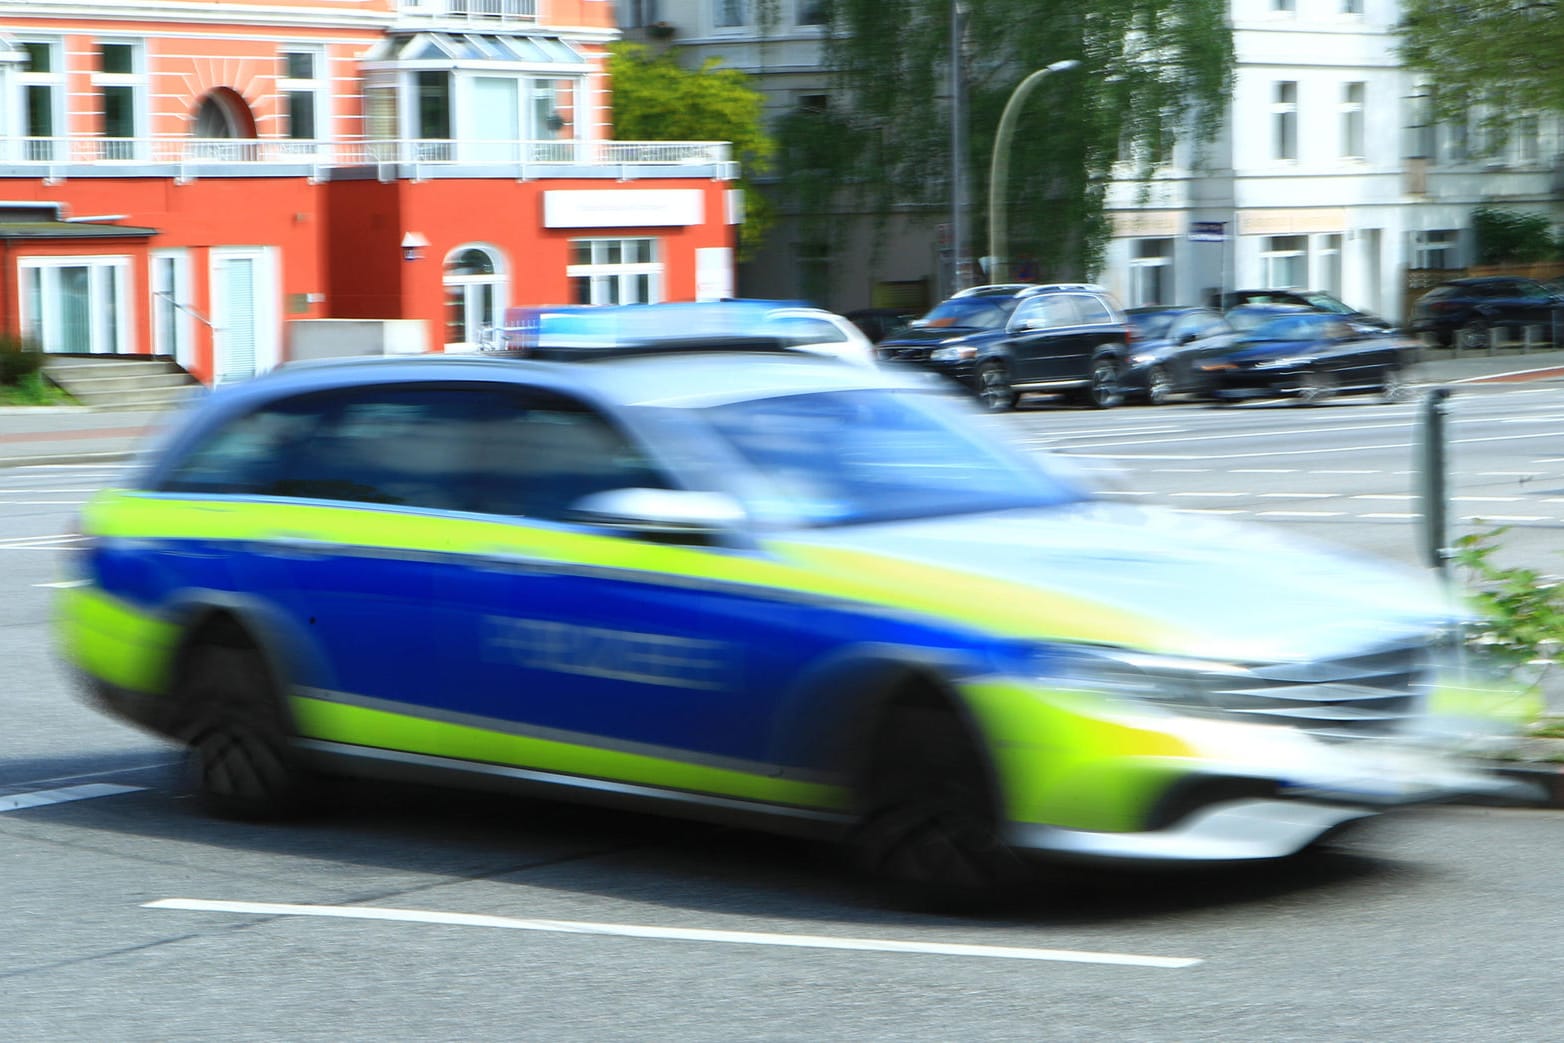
[443, 245, 506, 349]
[191, 88, 257, 160]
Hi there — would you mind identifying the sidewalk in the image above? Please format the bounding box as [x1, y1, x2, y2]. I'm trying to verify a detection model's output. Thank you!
[7, 349, 1564, 469]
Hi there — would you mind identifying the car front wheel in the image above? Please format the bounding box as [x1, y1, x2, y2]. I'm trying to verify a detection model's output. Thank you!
[1458, 318, 1492, 352]
[975, 361, 1015, 412]
[1144, 365, 1173, 406]
[1297, 369, 1337, 406]
[851, 699, 1028, 911]
[1381, 366, 1415, 403]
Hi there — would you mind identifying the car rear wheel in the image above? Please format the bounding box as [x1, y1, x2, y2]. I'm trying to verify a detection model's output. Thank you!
[1297, 369, 1336, 406]
[976, 361, 1015, 412]
[1079, 358, 1124, 409]
[1145, 365, 1173, 406]
[851, 698, 1028, 910]
[1458, 319, 1491, 352]
[174, 637, 311, 821]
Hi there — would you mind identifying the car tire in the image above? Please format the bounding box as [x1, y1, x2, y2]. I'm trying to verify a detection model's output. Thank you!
[1297, 370, 1336, 407]
[174, 637, 311, 821]
[975, 361, 1015, 412]
[851, 698, 1028, 911]
[1381, 366, 1415, 404]
[1080, 358, 1124, 409]
[1145, 365, 1173, 406]
[1458, 319, 1491, 352]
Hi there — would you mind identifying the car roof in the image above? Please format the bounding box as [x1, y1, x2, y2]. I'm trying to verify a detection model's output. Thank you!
[223, 348, 918, 413]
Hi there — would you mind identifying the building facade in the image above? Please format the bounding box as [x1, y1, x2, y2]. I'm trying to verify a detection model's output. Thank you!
[644, 0, 1563, 325]
[1, 0, 740, 384]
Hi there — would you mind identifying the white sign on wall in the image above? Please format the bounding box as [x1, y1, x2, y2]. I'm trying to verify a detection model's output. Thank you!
[694, 247, 734, 301]
[543, 189, 705, 228]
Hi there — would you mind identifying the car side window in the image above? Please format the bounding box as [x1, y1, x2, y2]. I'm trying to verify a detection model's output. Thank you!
[466, 399, 668, 522]
[1071, 294, 1114, 326]
[1013, 295, 1079, 331]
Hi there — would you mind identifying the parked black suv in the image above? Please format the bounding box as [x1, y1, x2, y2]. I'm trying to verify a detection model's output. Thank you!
[875, 283, 1133, 410]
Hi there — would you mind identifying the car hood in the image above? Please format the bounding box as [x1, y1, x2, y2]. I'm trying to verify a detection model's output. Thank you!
[878, 326, 986, 347]
[764, 500, 1464, 663]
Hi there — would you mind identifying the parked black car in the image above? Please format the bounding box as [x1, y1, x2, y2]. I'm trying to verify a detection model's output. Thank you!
[1196, 311, 1417, 405]
[1123, 306, 1239, 404]
[1216, 288, 1395, 331]
[1409, 276, 1564, 350]
[876, 283, 1133, 411]
[845, 307, 919, 344]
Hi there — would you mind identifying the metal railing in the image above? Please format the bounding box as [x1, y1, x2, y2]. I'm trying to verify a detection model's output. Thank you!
[406, 0, 538, 22]
[2, 135, 732, 178]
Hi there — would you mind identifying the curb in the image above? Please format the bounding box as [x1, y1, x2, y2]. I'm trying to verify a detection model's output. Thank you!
[0, 450, 137, 469]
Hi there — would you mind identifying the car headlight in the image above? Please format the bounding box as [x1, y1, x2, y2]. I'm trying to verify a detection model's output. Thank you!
[929, 344, 978, 362]
[1040, 647, 1252, 714]
[1128, 353, 1155, 366]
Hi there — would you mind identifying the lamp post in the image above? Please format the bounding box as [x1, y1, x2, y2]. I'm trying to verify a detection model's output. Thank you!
[986, 59, 1080, 284]
[949, 1, 969, 293]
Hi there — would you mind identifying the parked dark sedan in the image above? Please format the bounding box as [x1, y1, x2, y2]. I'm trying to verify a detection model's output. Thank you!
[1217, 289, 1395, 331]
[1409, 276, 1564, 349]
[1196, 311, 1417, 405]
[1123, 306, 1239, 404]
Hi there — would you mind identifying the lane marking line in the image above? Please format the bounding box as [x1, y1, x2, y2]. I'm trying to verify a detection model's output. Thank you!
[144, 899, 1202, 968]
[1256, 492, 1336, 499]
[33, 579, 90, 589]
[0, 783, 144, 813]
[1257, 511, 1347, 518]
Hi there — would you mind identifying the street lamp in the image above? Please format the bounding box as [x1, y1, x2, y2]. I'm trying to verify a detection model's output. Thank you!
[986, 59, 1080, 284]
[949, 1, 969, 294]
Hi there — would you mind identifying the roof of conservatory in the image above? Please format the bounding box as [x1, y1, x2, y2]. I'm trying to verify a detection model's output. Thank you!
[364, 33, 588, 67]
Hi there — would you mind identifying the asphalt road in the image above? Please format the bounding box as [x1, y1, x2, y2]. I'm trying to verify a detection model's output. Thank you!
[5, 396, 1564, 1041]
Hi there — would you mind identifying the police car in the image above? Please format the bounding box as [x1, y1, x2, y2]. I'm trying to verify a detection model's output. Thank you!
[55, 333, 1531, 905]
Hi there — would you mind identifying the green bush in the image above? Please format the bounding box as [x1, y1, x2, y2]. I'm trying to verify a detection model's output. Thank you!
[0, 334, 43, 386]
[1453, 526, 1564, 684]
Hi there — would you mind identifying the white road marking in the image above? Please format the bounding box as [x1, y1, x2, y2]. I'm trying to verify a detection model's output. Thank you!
[1168, 491, 1245, 498]
[1230, 468, 1297, 474]
[1362, 512, 1418, 519]
[144, 899, 1202, 969]
[1258, 511, 1347, 518]
[1461, 514, 1549, 523]
[1451, 496, 1525, 503]
[33, 579, 89, 589]
[0, 500, 89, 505]
[0, 783, 144, 813]
[1352, 494, 1415, 501]
[1311, 469, 1380, 475]
[1257, 492, 1336, 499]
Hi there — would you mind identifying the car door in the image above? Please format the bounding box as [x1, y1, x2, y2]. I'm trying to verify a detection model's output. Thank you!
[1005, 294, 1084, 383]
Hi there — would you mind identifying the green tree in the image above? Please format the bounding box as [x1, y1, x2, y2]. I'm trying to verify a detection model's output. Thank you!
[804, 0, 1234, 278]
[1400, 1, 1564, 128]
[608, 42, 776, 257]
[1472, 205, 1560, 266]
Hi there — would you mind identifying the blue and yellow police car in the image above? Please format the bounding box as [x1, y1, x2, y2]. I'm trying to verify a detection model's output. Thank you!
[55, 332, 1531, 905]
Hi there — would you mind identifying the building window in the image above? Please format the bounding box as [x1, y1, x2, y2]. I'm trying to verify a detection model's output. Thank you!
[1515, 115, 1541, 165]
[568, 238, 661, 305]
[1261, 235, 1307, 289]
[1342, 0, 1363, 14]
[621, 0, 659, 27]
[1406, 86, 1436, 160]
[19, 257, 132, 355]
[1414, 229, 1459, 270]
[1318, 233, 1342, 296]
[279, 50, 325, 143]
[1341, 82, 1365, 159]
[444, 246, 506, 348]
[1272, 0, 1295, 12]
[1128, 238, 1172, 307]
[1273, 82, 1298, 161]
[714, 0, 749, 29]
[798, 0, 828, 26]
[17, 40, 63, 161]
[416, 71, 452, 155]
[96, 41, 145, 159]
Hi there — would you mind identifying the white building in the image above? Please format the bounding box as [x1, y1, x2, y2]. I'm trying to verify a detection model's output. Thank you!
[634, 0, 1564, 324]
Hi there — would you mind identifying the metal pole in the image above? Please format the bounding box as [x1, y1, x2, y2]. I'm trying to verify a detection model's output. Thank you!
[950, 1, 967, 292]
[1418, 386, 1452, 575]
[986, 60, 1079, 286]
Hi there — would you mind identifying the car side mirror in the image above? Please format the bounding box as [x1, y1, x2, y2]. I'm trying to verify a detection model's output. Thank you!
[568, 487, 747, 540]
[1178, 331, 1198, 344]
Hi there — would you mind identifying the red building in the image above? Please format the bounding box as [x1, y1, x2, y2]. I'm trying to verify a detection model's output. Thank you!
[0, 1, 739, 383]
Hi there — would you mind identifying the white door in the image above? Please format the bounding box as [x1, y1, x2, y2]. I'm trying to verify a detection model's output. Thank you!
[470, 77, 519, 163]
[211, 248, 277, 383]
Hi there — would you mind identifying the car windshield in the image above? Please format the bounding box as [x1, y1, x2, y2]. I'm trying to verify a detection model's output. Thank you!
[1128, 311, 1176, 339]
[679, 388, 1089, 527]
[1245, 315, 1322, 341]
[913, 297, 1015, 330]
[1298, 292, 1354, 314]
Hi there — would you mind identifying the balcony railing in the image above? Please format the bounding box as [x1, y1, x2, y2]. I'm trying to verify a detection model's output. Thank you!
[405, 0, 538, 24]
[2, 136, 734, 179]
